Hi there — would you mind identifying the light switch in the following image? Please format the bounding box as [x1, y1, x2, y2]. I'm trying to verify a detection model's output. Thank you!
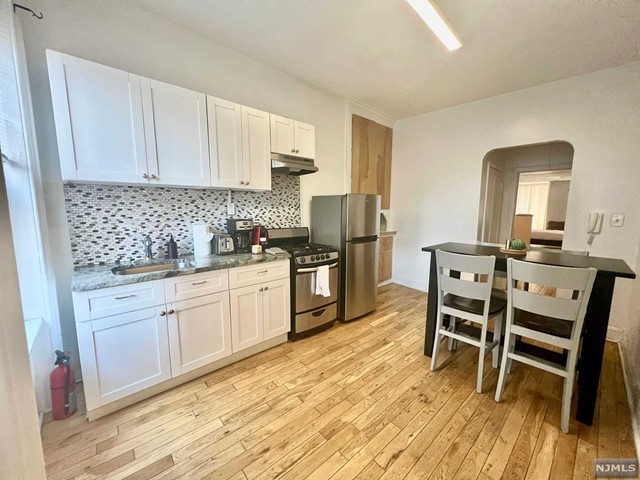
[610, 213, 625, 227]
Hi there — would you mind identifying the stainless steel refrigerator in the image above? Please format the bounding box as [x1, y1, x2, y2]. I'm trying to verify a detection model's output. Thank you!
[311, 194, 380, 322]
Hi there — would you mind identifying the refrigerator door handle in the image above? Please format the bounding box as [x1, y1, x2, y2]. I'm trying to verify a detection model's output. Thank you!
[349, 235, 378, 244]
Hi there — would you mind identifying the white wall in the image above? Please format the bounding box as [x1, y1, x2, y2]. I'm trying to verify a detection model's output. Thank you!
[391, 61, 640, 425]
[21, 0, 348, 377]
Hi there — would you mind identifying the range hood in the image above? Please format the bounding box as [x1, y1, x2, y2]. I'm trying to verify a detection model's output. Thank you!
[271, 153, 318, 176]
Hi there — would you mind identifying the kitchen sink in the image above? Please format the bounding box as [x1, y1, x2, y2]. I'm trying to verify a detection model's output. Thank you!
[111, 261, 190, 276]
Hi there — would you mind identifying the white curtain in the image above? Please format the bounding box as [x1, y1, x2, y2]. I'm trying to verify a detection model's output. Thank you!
[516, 182, 549, 229]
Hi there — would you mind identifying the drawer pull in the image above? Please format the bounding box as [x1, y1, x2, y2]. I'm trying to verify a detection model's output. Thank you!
[114, 294, 136, 300]
[191, 280, 207, 286]
[312, 308, 326, 317]
[257, 270, 268, 274]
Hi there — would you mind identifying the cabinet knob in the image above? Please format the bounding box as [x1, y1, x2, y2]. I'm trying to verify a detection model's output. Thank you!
[291, 148, 295, 153]
[160, 311, 166, 316]
[142, 173, 149, 179]
[168, 309, 175, 315]
[259, 287, 264, 292]
[245, 181, 249, 186]
[264, 286, 269, 291]
[295, 149, 299, 153]
[150, 174, 157, 180]
[240, 181, 245, 185]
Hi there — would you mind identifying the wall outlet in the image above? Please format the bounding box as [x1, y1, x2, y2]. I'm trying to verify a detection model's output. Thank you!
[610, 213, 625, 227]
[227, 202, 235, 215]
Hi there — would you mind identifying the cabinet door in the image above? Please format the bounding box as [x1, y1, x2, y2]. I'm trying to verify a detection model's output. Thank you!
[167, 292, 231, 376]
[46, 51, 146, 183]
[269, 114, 295, 155]
[229, 285, 264, 353]
[141, 78, 210, 186]
[294, 121, 315, 159]
[208, 96, 244, 189]
[82, 307, 171, 407]
[241, 106, 271, 190]
[262, 278, 291, 341]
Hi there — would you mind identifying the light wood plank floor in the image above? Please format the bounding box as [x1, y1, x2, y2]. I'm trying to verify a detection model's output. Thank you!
[41, 284, 636, 480]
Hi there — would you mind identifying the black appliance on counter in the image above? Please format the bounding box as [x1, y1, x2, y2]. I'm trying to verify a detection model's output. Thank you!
[226, 218, 253, 253]
[267, 227, 339, 340]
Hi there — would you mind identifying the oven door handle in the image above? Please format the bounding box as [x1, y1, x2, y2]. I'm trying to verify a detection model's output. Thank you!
[297, 262, 338, 273]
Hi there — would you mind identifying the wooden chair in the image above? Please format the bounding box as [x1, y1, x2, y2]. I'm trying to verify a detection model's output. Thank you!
[431, 250, 506, 393]
[494, 258, 596, 433]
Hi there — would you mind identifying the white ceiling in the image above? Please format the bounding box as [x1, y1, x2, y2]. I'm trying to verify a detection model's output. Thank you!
[133, 0, 640, 119]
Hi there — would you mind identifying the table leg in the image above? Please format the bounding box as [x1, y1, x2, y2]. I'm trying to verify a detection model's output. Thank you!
[577, 273, 615, 425]
[424, 253, 438, 356]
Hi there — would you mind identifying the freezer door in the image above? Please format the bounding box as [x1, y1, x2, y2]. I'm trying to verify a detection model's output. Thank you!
[344, 239, 379, 321]
[345, 194, 380, 241]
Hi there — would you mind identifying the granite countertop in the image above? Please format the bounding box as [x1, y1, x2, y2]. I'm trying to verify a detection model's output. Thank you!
[72, 253, 290, 292]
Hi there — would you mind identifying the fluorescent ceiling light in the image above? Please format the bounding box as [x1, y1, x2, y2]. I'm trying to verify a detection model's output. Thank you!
[405, 0, 462, 51]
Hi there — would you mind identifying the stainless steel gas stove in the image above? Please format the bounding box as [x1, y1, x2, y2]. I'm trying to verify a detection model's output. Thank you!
[266, 227, 339, 340]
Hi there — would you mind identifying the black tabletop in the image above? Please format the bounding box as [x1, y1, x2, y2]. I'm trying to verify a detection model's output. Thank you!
[422, 242, 636, 279]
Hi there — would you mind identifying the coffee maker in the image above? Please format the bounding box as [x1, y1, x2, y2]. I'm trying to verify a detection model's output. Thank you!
[226, 218, 254, 253]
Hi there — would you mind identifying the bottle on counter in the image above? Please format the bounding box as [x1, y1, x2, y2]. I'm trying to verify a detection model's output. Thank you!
[166, 235, 179, 259]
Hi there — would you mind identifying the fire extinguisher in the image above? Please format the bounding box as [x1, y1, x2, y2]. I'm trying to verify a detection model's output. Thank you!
[50, 350, 77, 420]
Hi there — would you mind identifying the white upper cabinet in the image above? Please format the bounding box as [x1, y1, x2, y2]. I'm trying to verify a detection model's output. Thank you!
[208, 97, 243, 189]
[269, 114, 316, 159]
[269, 114, 295, 156]
[241, 106, 271, 190]
[208, 98, 271, 191]
[141, 78, 210, 187]
[46, 51, 147, 183]
[294, 121, 316, 159]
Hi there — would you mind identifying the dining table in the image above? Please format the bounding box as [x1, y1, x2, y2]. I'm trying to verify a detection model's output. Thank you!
[421, 242, 636, 425]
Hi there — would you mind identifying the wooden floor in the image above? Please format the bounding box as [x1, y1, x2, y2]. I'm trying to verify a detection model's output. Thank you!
[41, 284, 636, 480]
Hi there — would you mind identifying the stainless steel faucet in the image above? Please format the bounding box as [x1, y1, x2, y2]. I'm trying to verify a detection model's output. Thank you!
[143, 235, 153, 259]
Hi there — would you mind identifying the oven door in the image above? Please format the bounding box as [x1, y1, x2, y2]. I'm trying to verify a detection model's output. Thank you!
[295, 262, 339, 313]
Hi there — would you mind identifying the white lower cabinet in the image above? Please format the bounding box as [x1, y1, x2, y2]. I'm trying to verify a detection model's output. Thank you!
[167, 292, 232, 376]
[230, 278, 291, 353]
[229, 284, 264, 353]
[77, 306, 171, 411]
[73, 262, 290, 416]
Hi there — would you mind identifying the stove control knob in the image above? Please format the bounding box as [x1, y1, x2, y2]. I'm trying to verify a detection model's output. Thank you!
[310, 255, 316, 261]
[324, 254, 330, 259]
[299, 257, 306, 264]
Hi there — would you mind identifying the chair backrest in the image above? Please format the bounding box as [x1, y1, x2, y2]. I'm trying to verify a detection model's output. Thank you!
[507, 258, 596, 331]
[435, 250, 497, 317]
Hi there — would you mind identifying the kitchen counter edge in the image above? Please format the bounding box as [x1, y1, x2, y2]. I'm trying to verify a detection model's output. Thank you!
[72, 253, 290, 292]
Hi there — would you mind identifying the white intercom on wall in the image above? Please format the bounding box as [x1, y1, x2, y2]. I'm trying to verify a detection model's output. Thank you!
[587, 212, 603, 234]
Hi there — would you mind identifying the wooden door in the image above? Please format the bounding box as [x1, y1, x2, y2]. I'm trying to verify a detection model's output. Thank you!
[141, 78, 209, 186]
[269, 114, 295, 155]
[241, 106, 271, 190]
[294, 121, 316, 159]
[262, 278, 290, 340]
[167, 292, 232, 376]
[208, 96, 244, 189]
[82, 307, 171, 407]
[229, 284, 264, 353]
[46, 51, 147, 183]
[351, 114, 393, 209]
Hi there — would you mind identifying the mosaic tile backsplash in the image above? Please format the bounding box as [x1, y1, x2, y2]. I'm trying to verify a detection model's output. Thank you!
[64, 174, 301, 266]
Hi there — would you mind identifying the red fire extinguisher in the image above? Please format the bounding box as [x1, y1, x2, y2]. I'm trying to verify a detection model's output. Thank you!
[50, 350, 77, 420]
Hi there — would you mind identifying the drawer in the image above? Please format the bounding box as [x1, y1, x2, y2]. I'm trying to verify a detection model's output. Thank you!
[229, 260, 289, 289]
[380, 236, 394, 253]
[164, 270, 229, 302]
[295, 302, 337, 333]
[73, 281, 165, 322]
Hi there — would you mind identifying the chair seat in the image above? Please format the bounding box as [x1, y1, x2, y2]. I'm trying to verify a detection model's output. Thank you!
[513, 309, 573, 339]
[444, 293, 506, 316]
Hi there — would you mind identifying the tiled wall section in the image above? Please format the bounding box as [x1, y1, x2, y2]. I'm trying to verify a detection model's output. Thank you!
[64, 174, 300, 266]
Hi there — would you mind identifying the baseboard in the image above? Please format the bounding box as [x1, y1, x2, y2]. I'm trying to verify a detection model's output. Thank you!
[606, 325, 625, 343]
[391, 276, 428, 293]
[618, 343, 640, 456]
[378, 279, 393, 287]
